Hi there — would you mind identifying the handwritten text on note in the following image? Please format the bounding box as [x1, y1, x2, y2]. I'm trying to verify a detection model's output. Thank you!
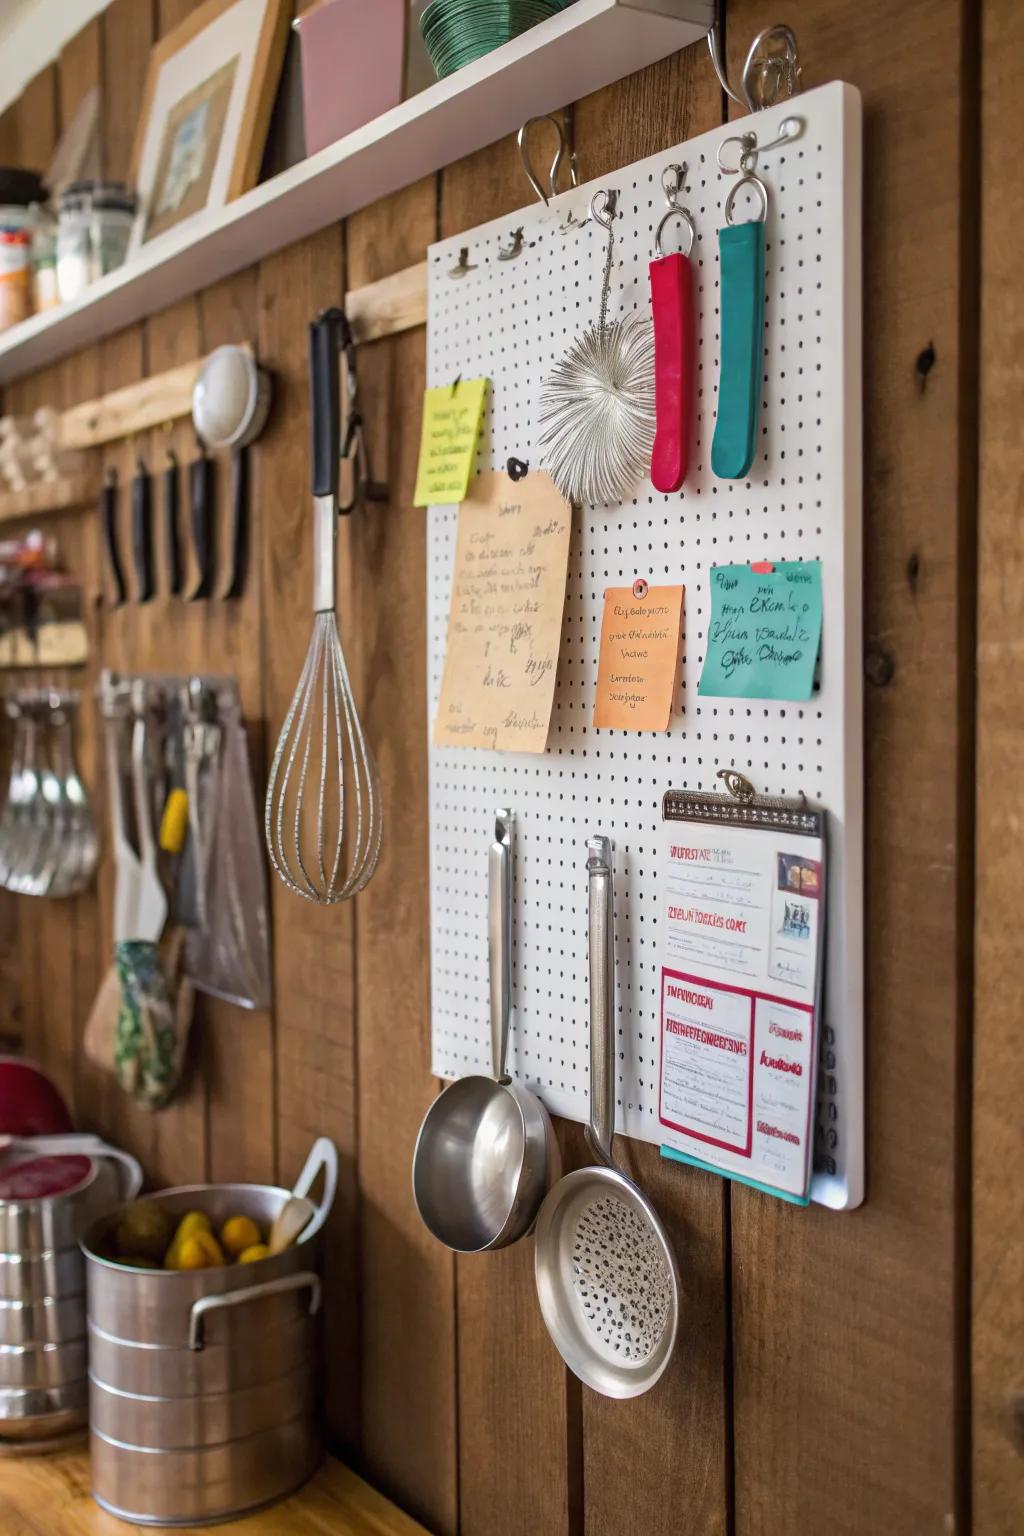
[413, 378, 488, 507]
[698, 561, 823, 701]
[434, 470, 572, 754]
[594, 585, 685, 731]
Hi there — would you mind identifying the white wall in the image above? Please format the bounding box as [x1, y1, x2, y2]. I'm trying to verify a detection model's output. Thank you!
[0, 0, 110, 120]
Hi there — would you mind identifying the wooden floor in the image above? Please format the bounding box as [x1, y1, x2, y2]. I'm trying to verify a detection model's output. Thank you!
[0, 1449, 430, 1536]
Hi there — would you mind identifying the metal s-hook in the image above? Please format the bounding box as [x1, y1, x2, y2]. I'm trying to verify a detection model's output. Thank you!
[589, 188, 618, 231]
[517, 112, 579, 207]
[707, 13, 802, 114]
[448, 248, 477, 279]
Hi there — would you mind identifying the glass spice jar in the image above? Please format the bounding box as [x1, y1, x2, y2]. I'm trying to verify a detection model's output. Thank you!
[0, 168, 46, 332]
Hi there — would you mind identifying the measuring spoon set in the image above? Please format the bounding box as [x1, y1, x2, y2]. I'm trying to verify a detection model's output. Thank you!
[412, 812, 679, 1399]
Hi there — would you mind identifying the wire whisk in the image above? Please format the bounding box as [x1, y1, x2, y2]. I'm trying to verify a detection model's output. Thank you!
[264, 310, 382, 905]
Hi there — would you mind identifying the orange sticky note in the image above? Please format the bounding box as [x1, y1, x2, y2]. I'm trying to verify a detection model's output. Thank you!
[594, 584, 685, 731]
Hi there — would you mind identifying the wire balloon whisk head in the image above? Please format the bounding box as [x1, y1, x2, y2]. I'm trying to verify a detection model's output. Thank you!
[264, 610, 382, 905]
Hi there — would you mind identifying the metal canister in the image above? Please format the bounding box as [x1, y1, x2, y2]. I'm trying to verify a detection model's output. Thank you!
[0, 1136, 142, 1442]
[82, 1137, 337, 1526]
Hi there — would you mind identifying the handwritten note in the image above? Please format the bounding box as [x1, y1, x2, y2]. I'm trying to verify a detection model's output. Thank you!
[698, 561, 822, 701]
[413, 378, 488, 507]
[434, 469, 572, 754]
[594, 585, 685, 731]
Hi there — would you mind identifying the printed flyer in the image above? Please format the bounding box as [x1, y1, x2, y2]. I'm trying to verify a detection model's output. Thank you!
[658, 815, 825, 1198]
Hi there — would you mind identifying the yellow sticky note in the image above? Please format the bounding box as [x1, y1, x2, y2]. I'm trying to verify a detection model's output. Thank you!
[413, 378, 488, 507]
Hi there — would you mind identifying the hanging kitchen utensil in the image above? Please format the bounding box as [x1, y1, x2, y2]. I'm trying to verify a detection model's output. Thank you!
[264, 307, 381, 905]
[186, 684, 271, 1011]
[538, 189, 656, 506]
[187, 446, 214, 601]
[711, 142, 768, 480]
[130, 453, 154, 604]
[105, 704, 142, 944]
[128, 682, 166, 943]
[649, 164, 697, 493]
[191, 344, 272, 601]
[413, 809, 559, 1252]
[163, 442, 183, 597]
[534, 835, 679, 1398]
[101, 467, 127, 608]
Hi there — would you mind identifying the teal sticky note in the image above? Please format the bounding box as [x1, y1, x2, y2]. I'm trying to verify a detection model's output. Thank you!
[698, 561, 822, 702]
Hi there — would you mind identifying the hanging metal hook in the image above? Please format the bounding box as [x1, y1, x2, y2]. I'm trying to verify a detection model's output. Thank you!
[654, 162, 697, 258]
[448, 247, 477, 279]
[590, 188, 618, 231]
[517, 112, 579, 206]
[497, 227, 527, 261]
[717, 116, 803, 175]
[707, 12, 802, 114]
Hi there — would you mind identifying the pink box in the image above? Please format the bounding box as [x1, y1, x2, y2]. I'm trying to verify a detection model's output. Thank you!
[296, 0, 407, 157]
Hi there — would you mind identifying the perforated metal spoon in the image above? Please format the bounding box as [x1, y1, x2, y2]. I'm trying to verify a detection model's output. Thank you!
[534, 835, 679, 1398]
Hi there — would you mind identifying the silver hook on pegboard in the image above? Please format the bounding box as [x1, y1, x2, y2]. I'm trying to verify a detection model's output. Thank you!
[707, 11, 802, 114]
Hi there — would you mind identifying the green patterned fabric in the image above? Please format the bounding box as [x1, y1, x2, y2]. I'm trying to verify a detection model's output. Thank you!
[114, 940, 180, 1109]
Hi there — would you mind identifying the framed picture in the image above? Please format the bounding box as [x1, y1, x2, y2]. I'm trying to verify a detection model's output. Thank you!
[128, 0, 290, 254]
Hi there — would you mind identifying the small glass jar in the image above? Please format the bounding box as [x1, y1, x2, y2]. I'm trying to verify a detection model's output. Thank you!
[56, 183, 93, 302]
[0, 205, 34, 331]
[30, 202, 59, 313]
[90, 181, 135, 277]
[57, 180, 136, 303]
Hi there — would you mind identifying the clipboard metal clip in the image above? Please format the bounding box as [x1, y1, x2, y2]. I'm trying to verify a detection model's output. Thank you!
[717, 767, 757, 804]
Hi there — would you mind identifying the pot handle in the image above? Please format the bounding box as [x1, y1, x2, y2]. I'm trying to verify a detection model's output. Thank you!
[189, 1270, 321, 1352]
[290, 1137, 338, 1244]
[5, 1135, 143, 1199]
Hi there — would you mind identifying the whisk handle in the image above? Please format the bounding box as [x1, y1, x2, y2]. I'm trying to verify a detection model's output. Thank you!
[310, 309, 344, 499]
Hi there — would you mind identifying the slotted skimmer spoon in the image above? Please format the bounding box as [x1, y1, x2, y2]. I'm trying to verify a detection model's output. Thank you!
[264, 308, 381, 904]
[534, 835, 679, 1398]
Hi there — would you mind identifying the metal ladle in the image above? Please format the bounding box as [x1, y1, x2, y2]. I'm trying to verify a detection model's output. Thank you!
[412, 809, 559, 1253]
[191, 345, 271, 600]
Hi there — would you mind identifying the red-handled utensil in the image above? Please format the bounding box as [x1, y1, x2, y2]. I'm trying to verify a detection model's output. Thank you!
[649, 165, 697, 494]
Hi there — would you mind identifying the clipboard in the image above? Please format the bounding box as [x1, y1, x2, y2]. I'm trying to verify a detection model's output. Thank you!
[658, 771, 828, 1204]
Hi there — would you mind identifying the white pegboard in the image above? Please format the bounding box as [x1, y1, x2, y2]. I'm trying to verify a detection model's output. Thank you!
[426, 82, 864, 1209]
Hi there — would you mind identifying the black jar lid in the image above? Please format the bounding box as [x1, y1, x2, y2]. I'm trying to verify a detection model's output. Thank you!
[61, 178, 136, 214]
[0, 167, 46, 207]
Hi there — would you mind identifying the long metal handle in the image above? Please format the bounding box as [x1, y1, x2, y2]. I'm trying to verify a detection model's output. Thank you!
[309, 310, 343, 613]
[488, 809, 513, 1083]
[130, 698, 156, 870]
[189, 1271, 321, 1352]
[586, 834, 615, 1168]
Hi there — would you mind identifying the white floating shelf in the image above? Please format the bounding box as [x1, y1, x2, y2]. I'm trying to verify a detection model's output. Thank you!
[0, 0, 712, 386]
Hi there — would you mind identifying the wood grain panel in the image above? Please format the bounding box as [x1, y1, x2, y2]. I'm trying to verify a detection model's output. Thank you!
[345, 177, 458, 1536]
[570, 45, 732, 1536]
[723, 3, 975, 1533]
[973, 0, 1024, 1527]
[256, 224, 361, 1453]
[101, 0, 155, 184]
[13, 66, 59, 174]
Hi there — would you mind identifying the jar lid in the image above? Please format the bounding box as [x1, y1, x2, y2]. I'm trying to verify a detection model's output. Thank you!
[0, 167, 45, 206]
[62, 178, 136, 213]
[0, 1154, 93, 1201]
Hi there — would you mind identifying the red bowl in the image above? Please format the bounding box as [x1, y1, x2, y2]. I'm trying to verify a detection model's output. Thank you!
[0, 1058, 74, 1137]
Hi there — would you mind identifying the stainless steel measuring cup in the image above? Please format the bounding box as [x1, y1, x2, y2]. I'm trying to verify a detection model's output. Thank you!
[412, 809, 559, 1252]
[534, 835, 679, 1397]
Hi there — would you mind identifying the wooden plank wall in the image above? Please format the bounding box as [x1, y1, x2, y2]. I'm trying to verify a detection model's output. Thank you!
[0, 0, 1008, 1532]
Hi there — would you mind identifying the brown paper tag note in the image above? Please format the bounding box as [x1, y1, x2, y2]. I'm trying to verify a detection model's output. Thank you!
[594, 584, 685, 731]
[434, 469, 572, 753]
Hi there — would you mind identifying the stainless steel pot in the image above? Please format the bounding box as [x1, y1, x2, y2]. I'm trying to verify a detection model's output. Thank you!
[0, 1381, 86, 1440]
[0, 1137, 141, 1253]
[83, 1137, 337, 1527]
[0, 1135, 141, 1444]
[0, 1246, 82, 1304]
[0, 1292, 84, 1345]
[89, 1416, 319, 1527]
